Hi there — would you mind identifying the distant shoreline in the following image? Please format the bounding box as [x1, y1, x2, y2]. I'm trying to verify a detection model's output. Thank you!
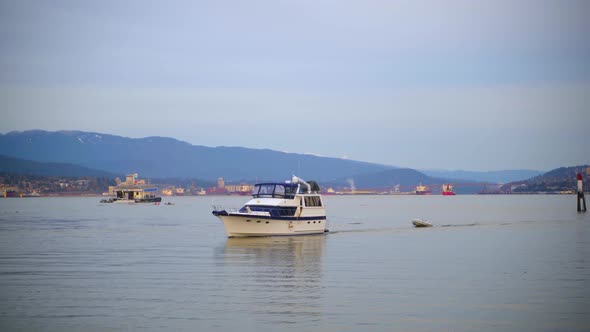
[1, 192, 582, 198]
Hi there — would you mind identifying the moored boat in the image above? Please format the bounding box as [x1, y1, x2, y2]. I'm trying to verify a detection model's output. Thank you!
[99, 173, 162, 204]
[415, 184, 432, 195]
[100, 186, 162, 203]
[212, 176, 327, 237]
[5, 190, 21, 198]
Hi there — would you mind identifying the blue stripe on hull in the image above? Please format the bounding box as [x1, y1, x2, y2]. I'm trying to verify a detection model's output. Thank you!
[228, 231, 327, 238]
[217, 212, 326, 221]
[213, 210, 325, 221]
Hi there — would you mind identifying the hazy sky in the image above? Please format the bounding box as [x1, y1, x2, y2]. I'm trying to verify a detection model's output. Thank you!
[1, 0, 589, 171]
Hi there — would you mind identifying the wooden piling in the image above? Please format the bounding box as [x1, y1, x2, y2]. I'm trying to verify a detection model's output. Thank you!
[578, 173, 586, 212]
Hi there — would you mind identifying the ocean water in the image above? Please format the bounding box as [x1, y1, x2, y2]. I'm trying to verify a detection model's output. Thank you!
[0, 195, 588, 331]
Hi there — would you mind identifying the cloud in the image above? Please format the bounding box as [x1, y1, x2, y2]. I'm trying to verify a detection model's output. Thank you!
[0, 0, 588, 170]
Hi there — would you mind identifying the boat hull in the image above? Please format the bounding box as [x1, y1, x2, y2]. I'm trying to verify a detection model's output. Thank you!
[105, 197, 162, 204]
[135, 197, 162, 203]
[412, 219, 433, 227]
[216, 214, 327, 237]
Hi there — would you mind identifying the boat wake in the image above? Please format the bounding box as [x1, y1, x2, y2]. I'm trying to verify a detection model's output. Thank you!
[439, 223, 479, 227]
[328, 227, 409, 234]
[329, 222, 482, 234]
[329, 219, 540, 235]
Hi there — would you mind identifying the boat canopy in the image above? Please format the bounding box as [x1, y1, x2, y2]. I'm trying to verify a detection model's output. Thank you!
[116, 187, 158, 193]
[252, 183, 299, 199]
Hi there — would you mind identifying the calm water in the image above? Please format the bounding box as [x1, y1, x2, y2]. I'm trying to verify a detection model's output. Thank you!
[0, 195, 589, 331]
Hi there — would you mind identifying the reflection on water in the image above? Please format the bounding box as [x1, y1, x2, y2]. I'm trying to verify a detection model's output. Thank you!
[221, 235, 325, 325]
[224, 234, 325, 262]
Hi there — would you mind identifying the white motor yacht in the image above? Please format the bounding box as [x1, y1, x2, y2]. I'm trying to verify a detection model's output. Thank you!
[212, 176, 327, 237]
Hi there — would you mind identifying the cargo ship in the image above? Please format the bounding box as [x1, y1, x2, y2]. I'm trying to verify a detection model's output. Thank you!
[3, 189, 21, 198]
[415, 184, 432, 195]
[442, 184, 456, 196]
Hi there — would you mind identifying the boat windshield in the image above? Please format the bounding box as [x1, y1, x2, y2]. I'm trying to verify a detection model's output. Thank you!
[253, 183, 297, 198]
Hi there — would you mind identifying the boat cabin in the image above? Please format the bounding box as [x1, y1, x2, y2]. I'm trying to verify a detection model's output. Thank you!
[115, 187, 159, 200]
[252, 183, 299, 199]
[238, 182, 323, 217]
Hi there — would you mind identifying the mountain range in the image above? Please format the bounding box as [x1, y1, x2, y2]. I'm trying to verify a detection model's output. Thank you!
[501, 165, 589, 193]
[0, 154, 116, 178]
[421, 169, 543, 184]
[0, 130, 543, 187]
[0, 130, 392, 183]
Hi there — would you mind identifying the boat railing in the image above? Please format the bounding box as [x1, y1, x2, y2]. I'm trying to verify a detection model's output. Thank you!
[212, 205, 296, 217]
[252, 193, 296, 199]
[244, 205, 297, 217]
[212, 205, 241, 213]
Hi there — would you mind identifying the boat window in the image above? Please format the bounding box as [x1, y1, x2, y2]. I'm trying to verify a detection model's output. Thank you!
[298, 184, 308, 194]
[252, 183, 298, 198]
[242, 205, 296, 216]
[252, 185, 260, 196]
[304, 196, 322, 207]
[274, 185, 285, 196]
[285, 185, 297, 196]
[258, 184, 274, 196]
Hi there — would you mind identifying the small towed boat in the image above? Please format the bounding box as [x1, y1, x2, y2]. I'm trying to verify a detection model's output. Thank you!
[412, 219, 433, 227]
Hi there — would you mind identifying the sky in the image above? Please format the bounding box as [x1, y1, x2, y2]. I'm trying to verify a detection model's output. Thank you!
[1, 0, 589, 171]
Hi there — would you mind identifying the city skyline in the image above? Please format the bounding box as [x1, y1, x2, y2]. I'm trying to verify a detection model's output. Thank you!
[1, 0, 589, 171]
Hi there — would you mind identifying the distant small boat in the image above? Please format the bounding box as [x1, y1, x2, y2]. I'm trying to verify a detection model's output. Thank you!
[412, 219, 433, 227]
[164, 202, 174, 205]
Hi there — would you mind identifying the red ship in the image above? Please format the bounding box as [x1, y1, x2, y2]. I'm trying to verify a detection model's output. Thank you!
[442, 184, 456, 196]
